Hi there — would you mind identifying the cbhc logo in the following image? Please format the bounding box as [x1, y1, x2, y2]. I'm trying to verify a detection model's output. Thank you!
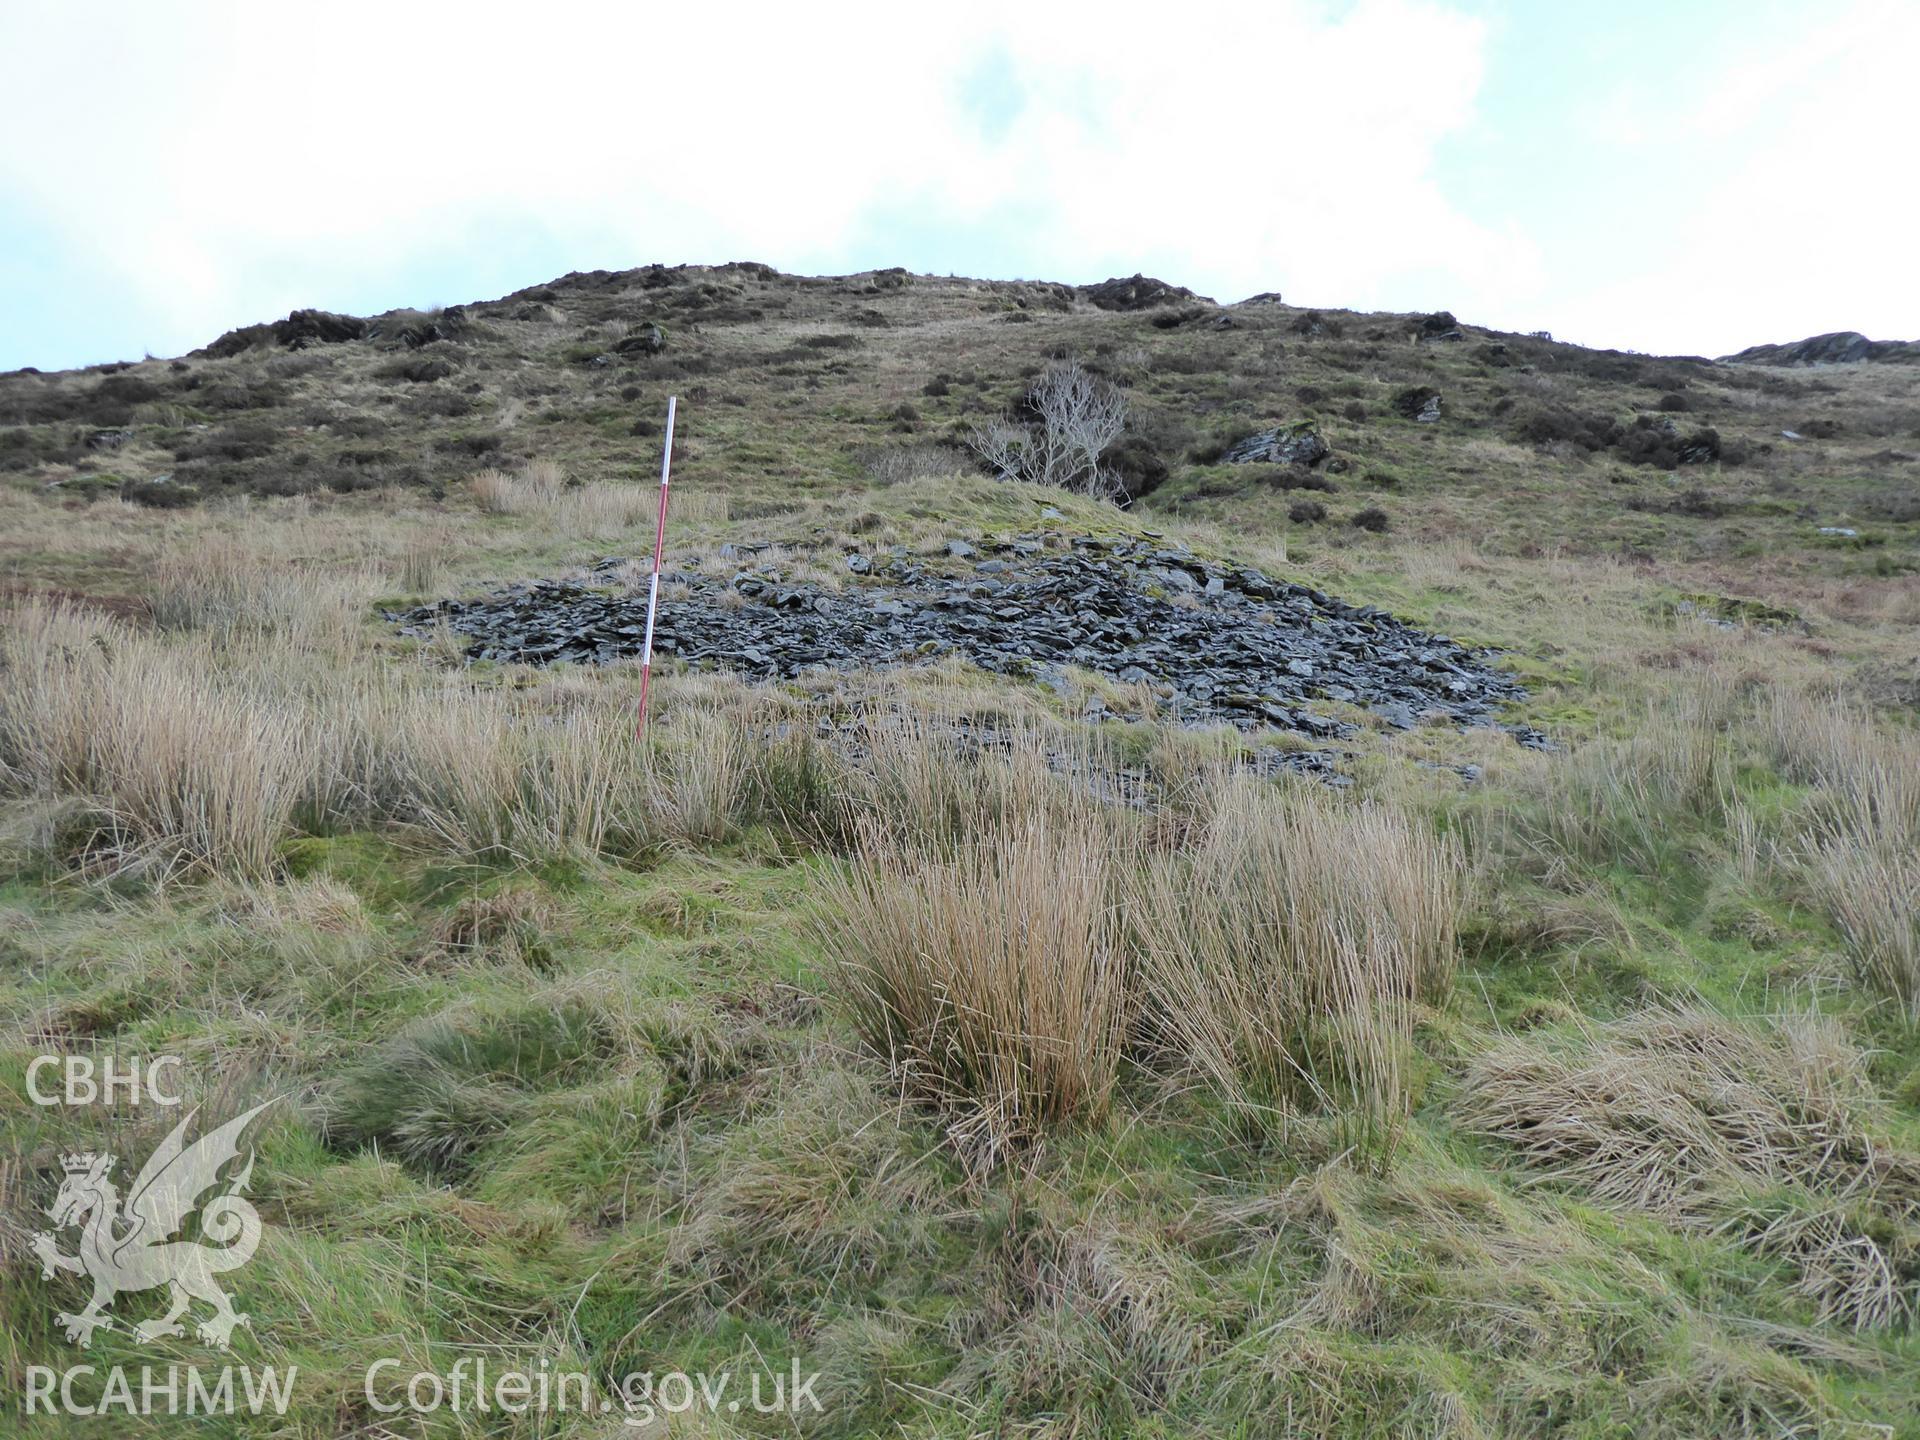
[26, 1055, 183, 1107]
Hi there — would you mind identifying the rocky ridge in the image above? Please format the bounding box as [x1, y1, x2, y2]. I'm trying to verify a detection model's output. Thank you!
[390, 533, 1537, 745]
[1719, 331, 1920, 367]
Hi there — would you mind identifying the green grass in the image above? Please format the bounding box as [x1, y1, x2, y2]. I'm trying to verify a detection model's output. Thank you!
[4, 265, 1920, 1435]
[6, 711, 1920, 1435]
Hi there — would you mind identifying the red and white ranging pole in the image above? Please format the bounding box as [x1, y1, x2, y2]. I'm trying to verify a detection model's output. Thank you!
[634, 395, 677, 739]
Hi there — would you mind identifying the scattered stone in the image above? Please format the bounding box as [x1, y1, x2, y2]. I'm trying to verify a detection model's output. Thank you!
[1818, 526, 1859, 538]
[1673, 591, 1802, 630]
[1417, 311, 1464, 342]
[1251, 747, 1353, 786]
[86, 428, 133, 450]
[1415, 759, 1484, 785]
[390, 534, 1530, 745]
[1391, 386, 1443, 423]
[1220, 422, 1329, 468]
[613, 324, 666, 355]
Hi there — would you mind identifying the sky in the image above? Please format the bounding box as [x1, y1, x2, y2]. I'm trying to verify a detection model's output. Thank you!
[1, 0, 1914, 372]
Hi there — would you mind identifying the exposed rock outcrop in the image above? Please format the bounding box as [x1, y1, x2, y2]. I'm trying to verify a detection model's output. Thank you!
[1720, 331, 1920, 366]
[1081, 275, 1205, 311]
[1220, 422, 1330, 468]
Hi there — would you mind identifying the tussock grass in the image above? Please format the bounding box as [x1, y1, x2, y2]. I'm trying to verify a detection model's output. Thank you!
[1762, 689, 1920, 1016]
[148, 538, 378, 652]
[392, 526, 451, 594]
[1460, 1006, 1920, 1329]
[1512, 685, 1735, 875]
[0, 601, 317, 879]
[388, 691, 639, 859]
[320, 980, 654, 1176]
[0, 587, 801, 876]
[472, 459, 564, 514]
[471, 459, 653, 538]
[429, 884, 557, 968]
[653, 1059, 951, 1319]
[1763, 689, 1920, 851]
[1132, 776, 1460, 1148]
[814, 753, 1134, 1161]
[811, 728, 1459, 1160]
[1813, 842, 1920, 1020]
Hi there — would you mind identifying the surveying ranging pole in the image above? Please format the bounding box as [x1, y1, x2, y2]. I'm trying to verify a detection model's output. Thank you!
[634, 395, 678, 739]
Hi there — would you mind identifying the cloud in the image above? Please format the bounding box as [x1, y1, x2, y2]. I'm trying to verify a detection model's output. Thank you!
[0, 0, 1514, 366]
[1530, 0, 1920, 356]
[3, 0, 1909, 367]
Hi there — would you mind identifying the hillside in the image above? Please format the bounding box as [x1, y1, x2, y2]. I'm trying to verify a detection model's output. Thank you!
[3, 264, 1920, 1437]
[6, 262, 1918, 566]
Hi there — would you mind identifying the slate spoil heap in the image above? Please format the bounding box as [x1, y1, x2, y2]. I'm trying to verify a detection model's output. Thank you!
[389, 533, 1538, 743]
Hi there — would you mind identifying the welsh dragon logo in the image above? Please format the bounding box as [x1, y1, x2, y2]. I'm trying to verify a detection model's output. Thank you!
[31, 1101, 275, 1349]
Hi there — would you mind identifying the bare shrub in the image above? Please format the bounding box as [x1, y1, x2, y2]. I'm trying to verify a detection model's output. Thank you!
[969, 358, 1128, 498]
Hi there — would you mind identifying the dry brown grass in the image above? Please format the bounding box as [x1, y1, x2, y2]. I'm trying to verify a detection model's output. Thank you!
[796, 718, 1465, 1158]
[0, 584, 773, 876]
[472, 459, 565, 515]
[429, 885, 557, 964]
[1762, 688, 1920, 1015]
[1131, 776, 1460, 1147]
[1459, 1006, 1920, 1328]
[1520, 683, 1735, 873]
[147, 537, 377, 652]
[1461, 1007, 1880, 1212]
[1812, 842, 1920, 1020]
[470, 459, 653, 538]
[813, 759, 1133, 1162]
[393, 526, 452, 594]
[1762, 688, 1920, 851]
[0, 601, 318, 879]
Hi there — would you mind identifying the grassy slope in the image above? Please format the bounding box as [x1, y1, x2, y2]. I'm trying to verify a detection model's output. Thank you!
[2, 266, 1919, 1437]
